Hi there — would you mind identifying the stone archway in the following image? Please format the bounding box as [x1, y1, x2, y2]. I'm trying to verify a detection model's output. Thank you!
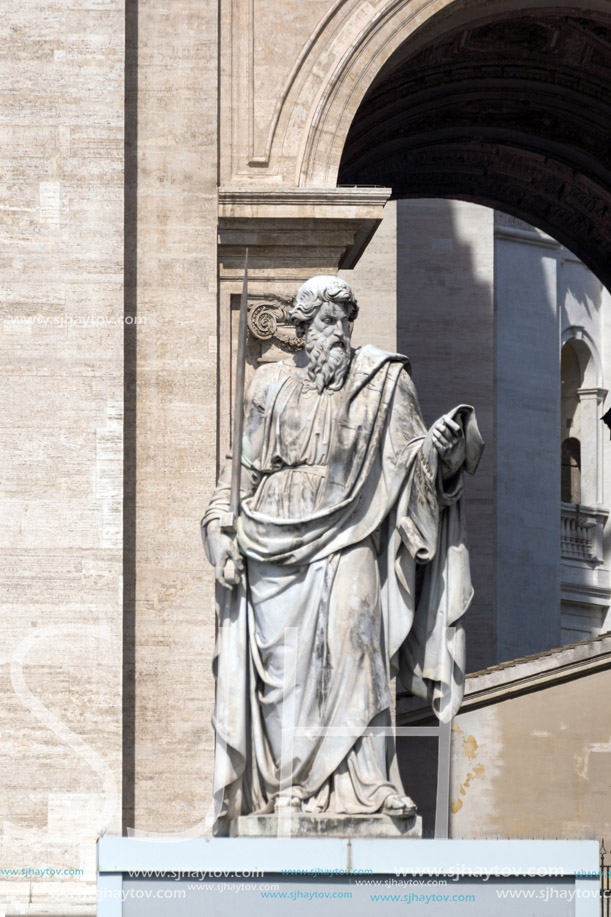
[220, 0, 611, 294]
[337, 10, 611, 290]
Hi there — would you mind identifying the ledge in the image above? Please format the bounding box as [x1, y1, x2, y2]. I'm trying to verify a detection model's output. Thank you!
[218, 187, 392, 272]
[97, 836, 598, 875]
[218, 186, 392, 218]
[494, 223, 561, 249]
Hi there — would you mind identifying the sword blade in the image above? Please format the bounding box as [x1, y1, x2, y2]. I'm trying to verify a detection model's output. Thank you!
[229, 250, 249, 521]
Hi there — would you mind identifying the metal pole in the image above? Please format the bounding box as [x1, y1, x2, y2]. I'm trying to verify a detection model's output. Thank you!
[220, 250, 249, 585]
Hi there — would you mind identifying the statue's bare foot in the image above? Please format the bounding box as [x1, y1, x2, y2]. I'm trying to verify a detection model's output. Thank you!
[275, 795, 302, 812]
[381, 794, 417, 818]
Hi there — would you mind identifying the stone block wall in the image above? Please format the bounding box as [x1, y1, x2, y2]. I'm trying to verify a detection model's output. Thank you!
[131, 0, 219, 835]
[0, 0, 125, 909]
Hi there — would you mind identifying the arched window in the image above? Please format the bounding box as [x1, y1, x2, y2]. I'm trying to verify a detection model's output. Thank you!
[560, 332, 606, 510]
[561, 436, 581, 504]
[560, 341, 583, 506]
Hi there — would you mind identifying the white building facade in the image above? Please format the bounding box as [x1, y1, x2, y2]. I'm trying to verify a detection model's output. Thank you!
[343, 199, 611, 670]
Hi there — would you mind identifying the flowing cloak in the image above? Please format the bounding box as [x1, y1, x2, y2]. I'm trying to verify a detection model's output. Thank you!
[202, 344, 484, 834]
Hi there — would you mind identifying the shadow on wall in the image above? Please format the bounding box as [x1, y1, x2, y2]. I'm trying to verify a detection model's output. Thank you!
[394, 198, 568, 835]
[396, 198, 497, 673]
[396, 198, 565, 671]
[562, 259, 603, 325]
[396, 733, 439, 837]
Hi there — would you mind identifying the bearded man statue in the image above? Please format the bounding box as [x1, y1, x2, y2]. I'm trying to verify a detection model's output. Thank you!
[202, 275, 484, 837]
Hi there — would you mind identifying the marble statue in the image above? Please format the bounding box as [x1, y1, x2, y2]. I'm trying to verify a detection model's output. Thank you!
[202, 275, 483, 836]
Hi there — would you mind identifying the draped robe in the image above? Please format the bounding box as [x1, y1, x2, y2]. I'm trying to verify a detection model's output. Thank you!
[202, 344, 483, 835]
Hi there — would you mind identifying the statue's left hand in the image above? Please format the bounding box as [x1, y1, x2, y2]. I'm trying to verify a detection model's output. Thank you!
[424, 414, 465, 475]
[205, 519, 245, 589]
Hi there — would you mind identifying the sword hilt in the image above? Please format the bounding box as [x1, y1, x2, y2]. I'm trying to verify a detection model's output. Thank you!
[219, 511, 235, 534]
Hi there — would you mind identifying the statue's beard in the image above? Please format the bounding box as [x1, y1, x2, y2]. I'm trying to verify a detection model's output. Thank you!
[305, 331, 351, 393]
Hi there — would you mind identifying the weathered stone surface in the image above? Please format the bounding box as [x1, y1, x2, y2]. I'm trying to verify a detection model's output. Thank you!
[130, 0, 219, 838]
[232, 813, 423, 838]
[0, 0, 124, 911]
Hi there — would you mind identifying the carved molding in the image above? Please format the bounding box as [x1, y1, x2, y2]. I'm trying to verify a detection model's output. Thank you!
[218, 186, 391, 214]
[247, 295, 303, 352]
[248, 0, 353, 166]
[224, 0, 364, 180]
[222, 0, 611, 204]
[223, 0, 451, 184]
[217, 186, 391, 279]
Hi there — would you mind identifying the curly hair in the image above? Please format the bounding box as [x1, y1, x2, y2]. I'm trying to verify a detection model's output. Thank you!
[289, 275, 359, 336]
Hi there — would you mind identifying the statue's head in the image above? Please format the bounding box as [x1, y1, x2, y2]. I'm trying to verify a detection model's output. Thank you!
[290, 276, 359, 334]
[290, 276, 358, 392]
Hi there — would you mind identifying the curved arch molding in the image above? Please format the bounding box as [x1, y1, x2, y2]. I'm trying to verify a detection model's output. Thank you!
[220, 0, 611, 286]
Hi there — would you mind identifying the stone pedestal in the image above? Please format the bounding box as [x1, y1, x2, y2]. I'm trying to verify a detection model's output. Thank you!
[230, 813, 422, 838]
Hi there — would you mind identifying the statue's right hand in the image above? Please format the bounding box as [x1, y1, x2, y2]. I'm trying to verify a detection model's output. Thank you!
[205, 521, 244, 589]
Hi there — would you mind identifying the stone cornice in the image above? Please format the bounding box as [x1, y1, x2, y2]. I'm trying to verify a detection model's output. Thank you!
[577, 386, 608, 400]
[217, 186, 392, 273]
[493, 224, 560, 249]
[218, 186, 392, 217]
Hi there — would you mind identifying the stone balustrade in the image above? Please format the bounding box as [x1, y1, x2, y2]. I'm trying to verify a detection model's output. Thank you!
[561, 502, 608, 564]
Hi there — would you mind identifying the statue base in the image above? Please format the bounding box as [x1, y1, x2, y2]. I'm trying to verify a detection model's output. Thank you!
[230, 812, 422, 838]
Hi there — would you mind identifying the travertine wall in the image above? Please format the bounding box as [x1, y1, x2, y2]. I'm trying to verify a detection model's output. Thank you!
[131, 0, 219, 834]
[394, 200, 611, 666]
[559, 255, 611, 639]
[340, 200, 397, 352]
[0, 0, 124, 909]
